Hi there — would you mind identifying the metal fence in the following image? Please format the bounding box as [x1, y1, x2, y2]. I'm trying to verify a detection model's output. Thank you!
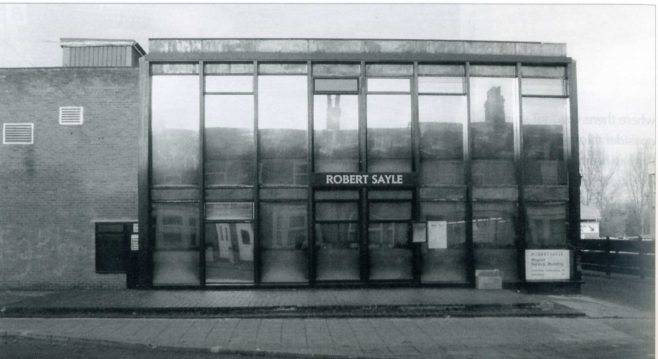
[580, 237, 655, 278]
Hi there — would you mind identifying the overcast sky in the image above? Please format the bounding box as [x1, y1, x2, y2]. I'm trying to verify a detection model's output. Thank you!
[0, 3, 655, 155]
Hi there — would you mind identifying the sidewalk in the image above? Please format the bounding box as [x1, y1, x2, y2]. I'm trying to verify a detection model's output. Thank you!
[0, 288, 582, 318]
[0, 287, 653, 358]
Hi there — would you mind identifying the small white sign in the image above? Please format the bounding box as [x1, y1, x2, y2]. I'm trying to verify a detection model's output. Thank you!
[525, 250, 570, 281]
[132, 223, 139, 233]
[427, 221, 447, 249]
[130, 234, 139, 251]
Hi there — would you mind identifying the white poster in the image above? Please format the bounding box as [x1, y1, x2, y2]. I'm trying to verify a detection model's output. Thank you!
[525, 250, 570, 281]
[427, 221, 447, 249]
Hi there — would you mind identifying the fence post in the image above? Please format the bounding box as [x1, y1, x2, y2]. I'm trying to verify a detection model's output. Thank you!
[605, 236, 611, 278]
[637, 236, 645, 279]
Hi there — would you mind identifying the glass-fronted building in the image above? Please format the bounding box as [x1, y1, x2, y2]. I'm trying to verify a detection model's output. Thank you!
[134, 38, 580, 289]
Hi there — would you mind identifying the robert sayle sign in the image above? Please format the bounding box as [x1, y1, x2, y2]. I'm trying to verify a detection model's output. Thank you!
[313, 173, 416, 187]
[525, 250, 570, 281]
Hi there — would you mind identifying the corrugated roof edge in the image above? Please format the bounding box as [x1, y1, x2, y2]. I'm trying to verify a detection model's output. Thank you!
[61, 38, 146, 56]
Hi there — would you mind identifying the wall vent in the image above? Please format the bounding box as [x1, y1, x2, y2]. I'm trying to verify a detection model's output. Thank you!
[59, 106, 84, 125]
[3, 123, 34, 144]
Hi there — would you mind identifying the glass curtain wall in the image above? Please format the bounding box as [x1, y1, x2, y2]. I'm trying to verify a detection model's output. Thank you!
[315, 193, 360, 281]
[151, 64, 201, 286]
[258, 68, 309, 283]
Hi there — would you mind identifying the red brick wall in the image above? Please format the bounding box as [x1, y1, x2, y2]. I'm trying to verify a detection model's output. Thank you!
[0, 67, 139, 289]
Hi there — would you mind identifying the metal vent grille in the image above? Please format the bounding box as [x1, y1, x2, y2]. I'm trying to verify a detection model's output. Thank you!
[3, 123, 34, 144]
[59, 106, 84, 125]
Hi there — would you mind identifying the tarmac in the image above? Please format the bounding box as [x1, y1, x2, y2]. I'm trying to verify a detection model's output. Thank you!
[0, 287, 654, 358]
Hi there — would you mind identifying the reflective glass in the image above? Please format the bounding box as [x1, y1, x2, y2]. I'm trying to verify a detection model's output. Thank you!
[367, 95, 412, 172]
[205, 76, 253, 92]
[313, 95, 359, 172]
[525, 204, 568, 248]
[522, 98, 569, 185]
[314, 79, 359, 93]
[205, 202, 254, 220]
[152, 203, 200, 285]
[369, 202, 411, 220]
[366, 64, 413, 76]
[367, 78, 410, 92]
[312, 63, 361, 76]
[316, 202, 358, 221]
[368, 222, 412, 280]
[205, 222, 254, 284]
[151, 76, 200, 186]
[315, 223, 360, 281]
[205, 63, 253, 75]
[420, 202, 467, 283]
[260, 203, 308, 282]
[259, 63, 307, 74]
[258, 76, 308, 185]
[470, 77, 518, 185]
[418, 77, 465, 94]
[205, 95, 255, 185]
[473, 202, 518, 282]
[418, 64, 465, 76]
[419, 96, 467, 185]
[521, 78, 566, 96]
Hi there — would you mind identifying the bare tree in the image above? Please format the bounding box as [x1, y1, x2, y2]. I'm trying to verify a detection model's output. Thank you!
[624, 141, 653, 235]
[580, 135, 618, 210]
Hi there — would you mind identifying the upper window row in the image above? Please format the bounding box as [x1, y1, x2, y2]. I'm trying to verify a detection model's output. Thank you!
[151, 63, 567, 78]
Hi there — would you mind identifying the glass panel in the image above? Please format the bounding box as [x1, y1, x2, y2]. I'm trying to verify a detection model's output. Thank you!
[314, 79, 359, 93]
[205, 63, 253, 75]
[521, 78, 566, 96]
[418, 64, 465, 76]
[418, 77, 465, 94]
[314, 190, 359, 201]
[316, 202, 358, 221]
[420, 202, 467, 283]
[367, 78, 410, 92]
[522, 98, 569, 185]
[313, 94, 359, 172]
[369, 202, 411, 220]
[366, 64, 413, 76]
[419, 96, 466, 185]
[368, 190, 413, 200]
[470, 77, 518, 185]
[367, 95, 412, 172]
[473, 202, 518, 282]
[521, 65, 566, 78]
[205, 76, 253, 93]
[260, 203, 308, 282]
[258, 76, 308, 185]
[313, 63, 361, 76]
[152, 203, 200, 285]
[204, 222, 254, 284]
[205, 95, 255, 185]
[315, 223, 360, 281]
[368, 222, 412, 280]
[525, 203, 568, 249]
[470, 65, 516, 77]
[151, 63, 199, 75]
[151, 76, 200, 186]
[205, 202, 254, 220]
[259, 63, 308, 74]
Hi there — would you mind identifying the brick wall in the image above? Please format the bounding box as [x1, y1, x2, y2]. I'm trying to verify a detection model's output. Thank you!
[0, 67, 139, 289]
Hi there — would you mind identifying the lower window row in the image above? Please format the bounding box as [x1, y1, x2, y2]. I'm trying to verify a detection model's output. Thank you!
[150, 201, 569, 286]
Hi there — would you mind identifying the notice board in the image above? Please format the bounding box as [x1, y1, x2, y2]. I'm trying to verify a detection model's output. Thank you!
[525, 250, 570, 281]
[427, 221, 448, 249]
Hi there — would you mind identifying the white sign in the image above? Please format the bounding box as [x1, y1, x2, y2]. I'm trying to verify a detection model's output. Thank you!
[130, 234, 139, 251]
[525, 250, 570, 281]
[427, 221, 447, 249]
[132, 223, 139, 233]
[412, 222, 427, 243]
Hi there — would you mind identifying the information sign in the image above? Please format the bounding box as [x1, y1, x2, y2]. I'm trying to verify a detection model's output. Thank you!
[525, 250, 570, 281]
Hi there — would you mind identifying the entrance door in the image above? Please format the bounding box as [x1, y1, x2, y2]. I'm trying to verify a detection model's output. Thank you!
[366, 190, 414, 281]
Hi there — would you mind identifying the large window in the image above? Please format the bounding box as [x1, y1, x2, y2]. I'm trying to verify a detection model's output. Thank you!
[420, 202, 467, 283]
[367, 78, 412, 173]
[259, 203, 308, 283]
[525, 203, 568, 249]
[469, 75, 518, 185]
[419, 93, 467, 185]
[472, 202, 518, 282]
[522, 98, 569, 185]
[313, 94, 359, 172]
[151, 74, 200, 186]
[258, 76, 308, 185]
[205, 88, 255, 186]
[152, 203, 200, 286]
[315, 196, 360, 281]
